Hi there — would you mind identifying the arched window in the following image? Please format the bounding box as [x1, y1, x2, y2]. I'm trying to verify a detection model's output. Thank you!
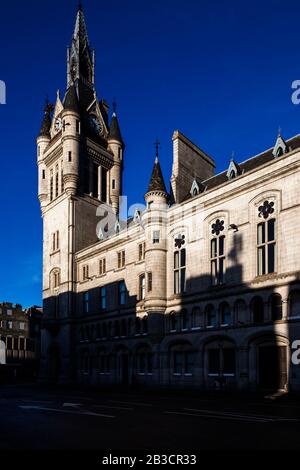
[181, 309, 189, 330]
[234, 299, 248, 325]
[270, 294, 282, 321]
[251, 296, 264, 324]
[210, 219, 226, 286]
[289, 290, 300, 318]
[219, 302, 231, 326]
[191, 307, 201, 329]
[174, 247, 186, 294]
[257, 201, 276, 276]
[206, 304, 217, 328]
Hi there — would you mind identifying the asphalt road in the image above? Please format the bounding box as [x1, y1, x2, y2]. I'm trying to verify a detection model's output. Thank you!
[0, 384, 300, 451]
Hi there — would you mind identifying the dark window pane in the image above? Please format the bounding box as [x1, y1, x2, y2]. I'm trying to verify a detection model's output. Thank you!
[268, 243, 275, 273]
[219, 236, 225, 256]
[174, 252, 179, 270]
[258, 246, 266, 276]
[180, 268, 186, 293]
[174, 352, 183, 374]
[208, 349, 220, 374]
[268, 219, 275, 242]
[181, 249, 186, 267]
[223, 348, 235, 374]
[184, 352, 194, 374]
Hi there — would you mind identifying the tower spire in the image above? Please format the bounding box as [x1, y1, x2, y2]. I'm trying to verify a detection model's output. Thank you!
[67, 4, 94, 88]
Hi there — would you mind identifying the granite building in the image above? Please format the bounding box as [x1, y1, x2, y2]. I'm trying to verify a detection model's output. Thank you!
[38, 5, 300, 392]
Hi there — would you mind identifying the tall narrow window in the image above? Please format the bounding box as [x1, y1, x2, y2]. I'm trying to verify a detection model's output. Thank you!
[50, 171, 53, 201]
[153, 231, 160, 244]
[139, 274, 146, 301]
[99, 258, 106, 275]
[100, 287, 107, 311]
[118, 281, 126, 306]
[83, 292, 89, 314]
[42, 169, 46, 179]
[61, 166, 64, 193]
[101, 168, 107, 203]
[83, 265, 89, 281]
[55, 165, 59, 198]
[68, 151, 72, 162]
[138, 242, 145, 261]
[174, 248, 186, 294]
[210, 225, 225, 286]
[118, 250, 125, 269]
[147, 272, 152, 292]
[76, 120, 80, 133]
[257, 218, 276, 276]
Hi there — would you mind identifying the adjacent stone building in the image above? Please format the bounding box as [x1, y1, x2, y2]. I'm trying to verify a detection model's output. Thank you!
[0, 303, 42, 381]
[39, 5, 300, 392]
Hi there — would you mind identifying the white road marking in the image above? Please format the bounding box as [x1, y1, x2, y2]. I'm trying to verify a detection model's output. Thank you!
[93, 404, 134, 411]
[184, 408, 299, 422]
[19, 405, 115, 418]
[109, 400, 153, 407]
[63, 403, 82, 408]
[164, 411, 269, 423]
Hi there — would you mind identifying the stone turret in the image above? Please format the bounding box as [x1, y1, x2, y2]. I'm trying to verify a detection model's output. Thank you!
[108, 111, 124, 214]
[61, 85, 80, 196]
[37, 99, 52, 210]
[143, 153, 169, 314]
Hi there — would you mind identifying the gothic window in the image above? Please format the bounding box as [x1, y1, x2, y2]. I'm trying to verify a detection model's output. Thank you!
[174, 234, 185, 249]
[139, 274, 146, 301]
[174, 247, 186, 294]
[210, 220, 226, 285]
[172, 350, 194, 375]
[257, 218, 276, 276]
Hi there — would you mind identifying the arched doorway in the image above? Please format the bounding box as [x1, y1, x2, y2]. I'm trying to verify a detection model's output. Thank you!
[249, 335, 288, 391]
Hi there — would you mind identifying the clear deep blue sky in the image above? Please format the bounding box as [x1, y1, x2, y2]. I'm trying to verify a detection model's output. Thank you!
[0, 0, 300, 307]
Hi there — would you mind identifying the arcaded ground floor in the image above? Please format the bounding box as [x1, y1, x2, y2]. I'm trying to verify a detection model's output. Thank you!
[42, 321, 300, 392]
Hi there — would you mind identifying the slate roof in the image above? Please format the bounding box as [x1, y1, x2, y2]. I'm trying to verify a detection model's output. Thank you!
[147, 158, 168, 194]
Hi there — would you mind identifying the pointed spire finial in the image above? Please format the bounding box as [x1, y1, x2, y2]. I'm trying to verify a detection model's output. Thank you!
[112, 97, 117, 115]
[278, 125, 282, 136]
[78, 1, 83, 12]
[230, 150, 235, 161]
[154, 138, 161, 162]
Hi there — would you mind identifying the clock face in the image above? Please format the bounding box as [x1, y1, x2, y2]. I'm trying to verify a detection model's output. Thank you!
[55, 117, 62, 132]
[88, 115, 102, 134]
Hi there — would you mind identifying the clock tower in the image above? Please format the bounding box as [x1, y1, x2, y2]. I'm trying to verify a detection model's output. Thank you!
[37, 5, 124, 382]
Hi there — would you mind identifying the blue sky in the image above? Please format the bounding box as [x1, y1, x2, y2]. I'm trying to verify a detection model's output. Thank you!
[0, 0, 300, 307]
